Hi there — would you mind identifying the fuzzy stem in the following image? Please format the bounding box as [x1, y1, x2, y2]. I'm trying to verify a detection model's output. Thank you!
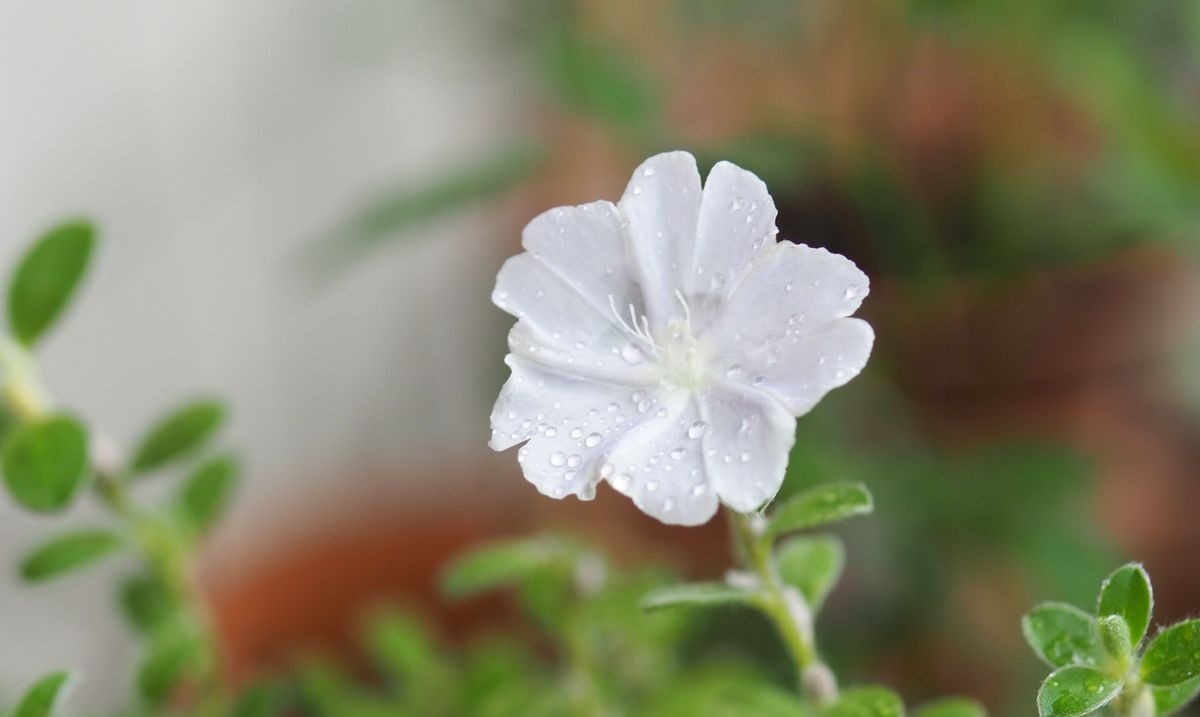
[728, 508, 839, 706]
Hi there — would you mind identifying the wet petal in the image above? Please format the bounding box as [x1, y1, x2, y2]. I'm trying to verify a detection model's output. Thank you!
[687, 161, 779, 329]
[602, 393, 721, 526]
[697, 384, 796, 512]
[731, 318, 874, 416]
[494, 251, 658, 381]
[490, 355, 662, 499]
[706, 241, 869, 350]
[618, 151, 702, 330]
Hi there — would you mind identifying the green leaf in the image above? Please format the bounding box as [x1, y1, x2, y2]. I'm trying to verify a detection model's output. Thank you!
[765, 482, 873, 542]
[1096, 562, 1153, 647]
[1036, 665, 1122, 717]
[1153, 676, 1200, 716]
[177, 454, 239, 533]
[775, 534, 845, 612]
[1022, 602, 1104, 669]
[1142, 619, 1200, 686]
[138, 630, 203, 705]
[442, 536, 581, 599]
[824, 686, 905, 717]
[11, 671, 74, 717]
[8, 221, 95, 345]
[2, 415, 89, 513]
[1097, 615, 1132, 666]
[641, 582, 763, 612]
[911, 698, 987, 717]
[129, 399, 225, 475]
[20, 529, 123, 582]
[119, 572, 180, 634]
[307, 142, 545, 280]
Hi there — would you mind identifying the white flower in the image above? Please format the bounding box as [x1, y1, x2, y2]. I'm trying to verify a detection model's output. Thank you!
[489, 151, 874, 526]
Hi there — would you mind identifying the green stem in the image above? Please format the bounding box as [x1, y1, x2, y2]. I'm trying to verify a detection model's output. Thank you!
[2, 346, 229, 711]
[728, 509, 838, 706]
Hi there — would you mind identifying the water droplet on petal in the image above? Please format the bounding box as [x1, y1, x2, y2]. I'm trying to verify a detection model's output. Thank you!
[621, 343, 646, 365]
[691, 484, 707, 497]
[585, 433, 602, 448]
[567, 455, 581, 467]
[549, 452, 566, 467]
[688, 421, 707, 439]
[643, 165, 656, 177]
[670, 448, 686, 460]
[646, 480, 659, 492]
[570, 428, 583, 439]
[726, 364, 744, 378]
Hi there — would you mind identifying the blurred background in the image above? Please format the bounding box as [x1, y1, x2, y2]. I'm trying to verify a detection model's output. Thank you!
[1, 1, 1198, 715]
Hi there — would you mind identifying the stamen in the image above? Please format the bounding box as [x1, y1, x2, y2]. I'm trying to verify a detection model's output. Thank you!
[674, 289, 692, 326]
[607, 294, 661, 356]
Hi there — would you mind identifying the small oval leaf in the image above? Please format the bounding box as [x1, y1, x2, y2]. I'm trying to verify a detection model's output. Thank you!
[12, 671, 75, 717]
[1097, 615, 1132, 666]
[775, 534, 845, 612]
[2, 415, 89, 513]
[1153, 676, 1200, 716]
[20, 528, 124, 582]
[1022, 602, 1103, 669]
[1037, 665, 1122, 717]
[178, 454, 239, 533]
[765, 482, 873, 542]
[1097, 563, 1153, 647]
[130, 399, 226, 475]
[640, 582, 763, 612]
[1143, 619, 1200, 686]
[442, 536, 582, 599]
[8, 221, 95, 345]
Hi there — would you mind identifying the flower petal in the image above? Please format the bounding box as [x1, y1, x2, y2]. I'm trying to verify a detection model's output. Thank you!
[735, 318, 874, 416]
[490, 355, 660, 499]
[618, 151, 702, 329]
[687, 161, 779, 329]
[697, 384, 796, 512]
[521, 200, 645, 325]
[705, 242, 869, 350]
[602, 393, 721, 526]
[494, 244, 658, 381]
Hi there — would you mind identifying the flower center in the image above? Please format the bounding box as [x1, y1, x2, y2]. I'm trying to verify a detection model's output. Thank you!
[608, 290, 713, 392]
[657, 319, 712, 391]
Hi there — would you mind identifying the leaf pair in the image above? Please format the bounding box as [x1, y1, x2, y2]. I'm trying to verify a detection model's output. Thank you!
[641, 534, 845, 615]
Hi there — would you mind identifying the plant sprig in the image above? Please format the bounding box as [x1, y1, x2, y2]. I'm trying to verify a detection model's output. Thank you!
[0, 222, 244, 715]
